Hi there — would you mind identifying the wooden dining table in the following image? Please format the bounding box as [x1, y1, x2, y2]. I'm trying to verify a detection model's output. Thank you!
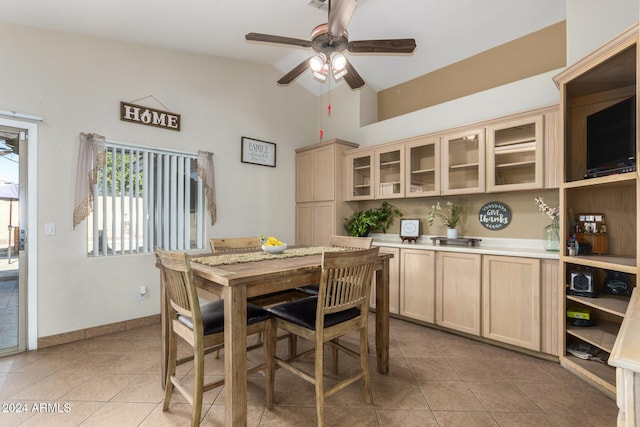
[160, 247, 392, 427]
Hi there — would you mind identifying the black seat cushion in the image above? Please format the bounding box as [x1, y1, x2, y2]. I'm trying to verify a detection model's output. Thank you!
[268, 296, 360, 330]
[178, 299, 272, 335]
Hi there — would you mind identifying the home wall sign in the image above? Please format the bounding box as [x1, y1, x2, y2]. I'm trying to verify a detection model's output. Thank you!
[241, 137, 276, 167]
[478, 201, 511, 230]
[120, 101, 181, 131]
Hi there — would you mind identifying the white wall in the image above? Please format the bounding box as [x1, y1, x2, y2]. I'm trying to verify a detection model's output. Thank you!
[566, 0, 639, 64]
[0, 23, 316, 337]
[322, 0, 640, 149]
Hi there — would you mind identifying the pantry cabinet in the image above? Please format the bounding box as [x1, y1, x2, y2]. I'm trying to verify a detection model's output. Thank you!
[295, 139, 358, 246]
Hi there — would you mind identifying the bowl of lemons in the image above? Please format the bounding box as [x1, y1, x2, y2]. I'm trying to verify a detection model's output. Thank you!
[261, 236, 287, 254]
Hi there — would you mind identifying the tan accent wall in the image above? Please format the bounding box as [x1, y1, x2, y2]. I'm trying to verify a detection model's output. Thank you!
[351, 189, 559, 240]
[378, 21, 566, 121]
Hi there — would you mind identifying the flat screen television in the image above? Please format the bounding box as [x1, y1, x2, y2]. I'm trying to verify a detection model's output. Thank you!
[586, 95, 636, 175]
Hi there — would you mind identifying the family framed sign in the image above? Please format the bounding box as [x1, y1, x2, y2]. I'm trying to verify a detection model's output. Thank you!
[241, 137, 276, 167]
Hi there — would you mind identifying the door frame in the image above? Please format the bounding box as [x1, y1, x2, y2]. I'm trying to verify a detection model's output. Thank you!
[0, 116, 38, 349]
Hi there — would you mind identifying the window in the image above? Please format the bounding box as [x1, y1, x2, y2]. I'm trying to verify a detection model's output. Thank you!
[88, 142, 206, 256]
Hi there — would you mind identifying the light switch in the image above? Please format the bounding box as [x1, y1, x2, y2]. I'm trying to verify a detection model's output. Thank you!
[44, 223, 55, 235]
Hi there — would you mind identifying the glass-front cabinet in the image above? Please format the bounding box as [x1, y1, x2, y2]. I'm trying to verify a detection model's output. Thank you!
[405, 136, 440, 197]
[345, 150, 373, 200]
[375, 144, 404, 199]
[441, 128, 485, 195]
[486, 115, 544, 192]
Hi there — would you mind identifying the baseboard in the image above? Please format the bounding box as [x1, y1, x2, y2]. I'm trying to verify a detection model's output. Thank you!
[37, 314, 160, 349]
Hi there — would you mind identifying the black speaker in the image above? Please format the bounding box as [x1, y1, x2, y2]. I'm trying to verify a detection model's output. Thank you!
[569, 269, 597, 297]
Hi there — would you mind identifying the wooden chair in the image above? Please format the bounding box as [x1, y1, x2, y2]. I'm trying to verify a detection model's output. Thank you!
[266, 247, 380, 427]
[156, 248, 275, 427]
[210, 236, 262, 253]
[296, 235, 373, 296]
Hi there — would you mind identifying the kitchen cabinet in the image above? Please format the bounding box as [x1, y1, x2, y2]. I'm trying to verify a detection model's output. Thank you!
[370, 246, 400, 314]
[375, 144, 405, 199]
[345, 149, 374, 201]
[553, 24, 639, 399]
[441, 128, 485, 195]
[405, 136, 440, 197]
[435, 251, 482, 335]
[295, 139, 358, 246]
[482, 255, 541, 351]
[400, 248, 435, 323]
[486, 114, 544, 192]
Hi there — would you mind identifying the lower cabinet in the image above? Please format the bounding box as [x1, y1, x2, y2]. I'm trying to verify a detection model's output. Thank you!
[435, 252, 482, 335]
[482, 255, 541, 351]
[400, 248, 436, 323]
[370, 247, 400, 314]
[295, 201, 335, 246]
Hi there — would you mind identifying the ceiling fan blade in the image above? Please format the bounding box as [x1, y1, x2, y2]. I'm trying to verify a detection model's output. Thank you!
[327, 0, 357, 39]
[343, 59, 365, 89]
[277, 59, 311, 85]
[348, 38, 417, 54]
[245, 32, 312, 48]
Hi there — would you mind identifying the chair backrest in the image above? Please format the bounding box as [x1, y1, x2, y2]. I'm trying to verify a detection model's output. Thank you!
[328, 235, 373, 250]
[210, 237, 262, 252]
[155, 248, 202, 332]
[317, 247, 379, 319]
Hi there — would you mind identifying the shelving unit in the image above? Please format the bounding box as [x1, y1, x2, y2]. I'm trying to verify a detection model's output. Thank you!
[553, 25, 639, 399]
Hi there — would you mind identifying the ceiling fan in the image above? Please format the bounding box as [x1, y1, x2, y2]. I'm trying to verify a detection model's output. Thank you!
[245, 0, 416, 89]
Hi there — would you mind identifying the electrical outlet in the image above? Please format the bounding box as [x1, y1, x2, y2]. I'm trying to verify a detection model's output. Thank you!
[138, 285, 148, 300]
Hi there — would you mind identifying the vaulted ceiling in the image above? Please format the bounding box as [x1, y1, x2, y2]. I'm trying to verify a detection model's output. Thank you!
[1, 0, 566, 95]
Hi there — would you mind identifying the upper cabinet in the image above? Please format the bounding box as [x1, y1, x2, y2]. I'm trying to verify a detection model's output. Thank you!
[486, 115, 544, 192]
[375, 144, 405, 199]
[405, 136, 440, 197]
[441, 128, 486, 195]
[345, 150, 374, 201]
[343, 105, 558, 201]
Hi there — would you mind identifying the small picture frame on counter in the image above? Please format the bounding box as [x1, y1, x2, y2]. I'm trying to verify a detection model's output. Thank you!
[400, 219, 420, 243]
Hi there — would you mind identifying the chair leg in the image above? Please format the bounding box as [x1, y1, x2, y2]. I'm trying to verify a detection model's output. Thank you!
[163, 331, 177, 411]
[360, 327, 372, 404]
[315, 336, 325, 427]
[288, 334, 297, 360]
[264, 319, 276, 409]
[332, 337, 339, 375]
[192, 343, 205, 427]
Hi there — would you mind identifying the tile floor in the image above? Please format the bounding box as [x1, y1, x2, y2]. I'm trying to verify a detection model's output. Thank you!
[0, 314, 618, 426]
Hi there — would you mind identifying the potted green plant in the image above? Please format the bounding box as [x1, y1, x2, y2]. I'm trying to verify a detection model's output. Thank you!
[345, 202, 403, 237]
[427, 201, 463, 238]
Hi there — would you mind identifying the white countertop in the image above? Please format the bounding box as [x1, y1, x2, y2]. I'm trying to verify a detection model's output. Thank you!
[370, 233, 560, 260]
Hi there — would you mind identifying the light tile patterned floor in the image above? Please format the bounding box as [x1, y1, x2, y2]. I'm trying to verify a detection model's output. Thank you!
[0, 314, 618, 426]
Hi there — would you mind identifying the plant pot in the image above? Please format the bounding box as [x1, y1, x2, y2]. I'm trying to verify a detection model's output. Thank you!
[447, 228, 458, 239]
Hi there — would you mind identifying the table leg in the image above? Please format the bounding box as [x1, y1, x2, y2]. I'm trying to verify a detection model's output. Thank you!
[161, 276, 168, 389]
[375, 258, 390, 374]
[224, 285, 248, 427]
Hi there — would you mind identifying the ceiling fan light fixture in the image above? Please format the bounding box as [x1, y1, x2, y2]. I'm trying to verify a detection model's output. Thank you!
[309, 53, 326, 72]
[330, 52, 347, 72]
[313, 63, 329, 81]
